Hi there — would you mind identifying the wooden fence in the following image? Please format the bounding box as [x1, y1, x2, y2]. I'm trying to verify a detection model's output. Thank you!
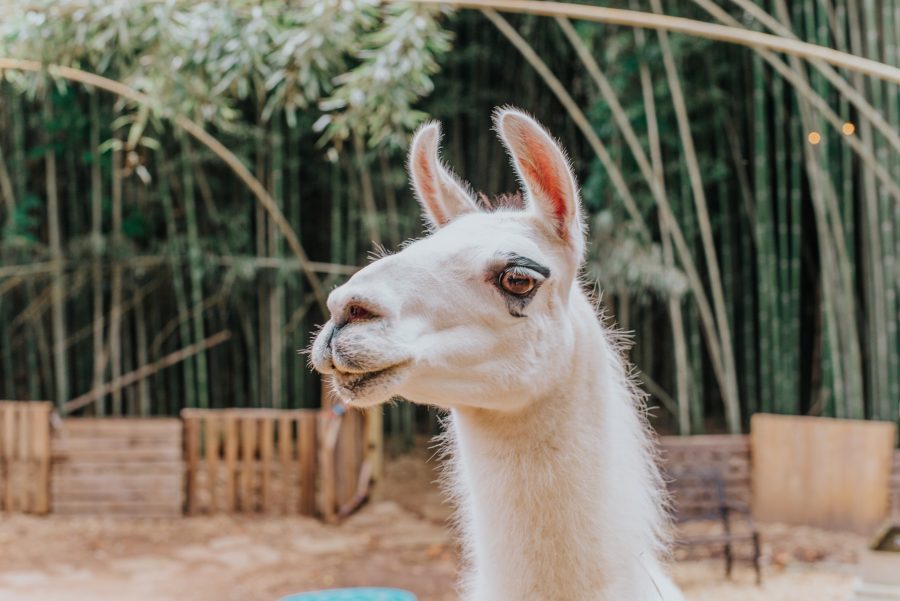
[893, 450, 900, 518]
[0, 401, 52, 514]
[51, 418, 184, 516]
[182, 408, 368, 520]
[182, 409, 318, 515]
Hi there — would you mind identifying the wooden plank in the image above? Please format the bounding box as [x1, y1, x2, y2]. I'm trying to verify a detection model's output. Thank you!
[365, 406, 383, 501]
[279, 415, 291, 515]
[53, 461, 183, 475]
[317, 412, 338, 521]
[52, 474, 183, 489]
[224, 414, 238, 512]
[240, 416, 256, 513]
[53, 436, 182, 451]
[63, 417, 183, 436]
[52, 501, 182, 516]
[299, 413, 317, 516]
[183, 408, 312, 420]
[32, 405, 50, 514]
[751, 414, 897, 533]
[53, 448, 183, 462]
[339, 411, 357, 507]
[184, 415, 199, 515]
[260, 417, 273, 512]
[3, 404, 15, 510]
[50, 486, 182, 502]
[205, 415, 219, 514]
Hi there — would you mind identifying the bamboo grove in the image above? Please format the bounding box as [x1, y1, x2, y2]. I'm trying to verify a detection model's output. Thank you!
[0, 1, 897, 442]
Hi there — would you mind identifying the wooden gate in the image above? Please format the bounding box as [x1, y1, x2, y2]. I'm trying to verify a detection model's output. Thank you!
[182, 409, 319, 515]
[0, 401, 52, 514]
[182, 407, 370, 520]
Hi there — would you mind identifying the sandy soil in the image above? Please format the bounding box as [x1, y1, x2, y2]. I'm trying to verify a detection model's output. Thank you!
[0, 452, 866, 601]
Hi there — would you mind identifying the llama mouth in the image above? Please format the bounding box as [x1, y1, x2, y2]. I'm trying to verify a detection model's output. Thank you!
[331, 362, 409, 399]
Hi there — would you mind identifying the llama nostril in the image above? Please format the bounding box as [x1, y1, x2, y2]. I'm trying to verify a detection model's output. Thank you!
[346, 303, 375, 324]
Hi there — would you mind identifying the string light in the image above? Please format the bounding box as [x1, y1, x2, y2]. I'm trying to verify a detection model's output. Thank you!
[841, 122, 856, 135]
[807, 131, 822, 145]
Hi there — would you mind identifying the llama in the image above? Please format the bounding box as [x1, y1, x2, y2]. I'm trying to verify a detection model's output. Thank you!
[310, 108, 684, 601]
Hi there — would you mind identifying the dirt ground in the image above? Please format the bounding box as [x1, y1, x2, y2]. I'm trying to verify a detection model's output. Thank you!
[0, 452, 867, 601]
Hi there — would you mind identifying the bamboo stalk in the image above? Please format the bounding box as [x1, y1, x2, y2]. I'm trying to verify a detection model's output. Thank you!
[379, 151, 402, 248]
[287, 120, 304, 409]
[89, 92, 105, 416]
[44, 99, 68, 409]
[135, 293, 150, 416]
[649, 0, 741, 433]
[181, 136, 209, 409]
[628, 12, 691, 434]
[159, 162, 197, 409]
[353, 135, 382, 248]
[256, 125, 270, 409]
[109, 137, 123, 414]
[0, 139, 15, 219]
[270, 121, 285, 408]
[846, 0, 889, 419]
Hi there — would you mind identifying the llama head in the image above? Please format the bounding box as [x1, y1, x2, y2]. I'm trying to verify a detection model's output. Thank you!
[310, 108, 586, 410]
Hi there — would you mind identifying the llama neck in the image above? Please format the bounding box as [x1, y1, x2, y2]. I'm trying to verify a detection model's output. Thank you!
[447, 294, 666, 601]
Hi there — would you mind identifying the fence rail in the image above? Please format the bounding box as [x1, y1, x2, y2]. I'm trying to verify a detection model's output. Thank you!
[0, 401, 52, 514]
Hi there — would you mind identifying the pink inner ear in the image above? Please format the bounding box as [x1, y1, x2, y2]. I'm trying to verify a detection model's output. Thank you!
[518, 129, 569, 237]
[416, 151, 446, 225]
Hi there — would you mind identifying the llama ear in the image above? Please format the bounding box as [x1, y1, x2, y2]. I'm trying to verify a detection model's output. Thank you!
[408, 122, 479, 229]
[494, 108, 584, 250]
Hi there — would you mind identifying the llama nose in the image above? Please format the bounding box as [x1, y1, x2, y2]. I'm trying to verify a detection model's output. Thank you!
[331, 298, 383, 332]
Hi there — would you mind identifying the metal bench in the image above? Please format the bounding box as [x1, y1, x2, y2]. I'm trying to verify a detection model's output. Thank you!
[666, 466, 762, 584]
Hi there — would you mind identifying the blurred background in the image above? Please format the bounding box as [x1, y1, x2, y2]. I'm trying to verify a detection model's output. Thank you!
[0, 1, 898, 600]
[1, 0, 898, 435]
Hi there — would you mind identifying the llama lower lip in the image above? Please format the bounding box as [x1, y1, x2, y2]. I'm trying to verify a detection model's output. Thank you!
[332, 362, 407, 395]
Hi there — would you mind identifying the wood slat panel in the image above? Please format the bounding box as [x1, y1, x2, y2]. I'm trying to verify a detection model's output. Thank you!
[184, 415, 199, 515]
[32, 405, 51, 513]
[279, 416, 291, 515]
[224, 414, 238, 512]
[0, 402, 52, 514]
[751, 414, 896, 533]
[299, 413, 317, 516]
[60, 419, 181, 434]
[205, 416, 220, 513]
[2, 404, 14, 511]
[51, 418, 183, 516]
[241, 416, 256, 513]
[182, 409, 325, 516]
[260, 418, 273, 510]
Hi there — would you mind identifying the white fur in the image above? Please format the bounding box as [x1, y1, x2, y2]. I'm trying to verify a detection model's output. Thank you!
[310, 109, 684, 601]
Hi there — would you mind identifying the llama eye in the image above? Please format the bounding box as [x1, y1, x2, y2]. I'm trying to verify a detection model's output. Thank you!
[499, 269, 537, 296]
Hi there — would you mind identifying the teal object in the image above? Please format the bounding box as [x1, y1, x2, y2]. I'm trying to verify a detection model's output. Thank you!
[280, 589, 417, 601]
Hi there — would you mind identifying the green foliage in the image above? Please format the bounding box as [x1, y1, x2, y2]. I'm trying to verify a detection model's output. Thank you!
[585, 212, 688, 300]
[0, 0, 452, 142]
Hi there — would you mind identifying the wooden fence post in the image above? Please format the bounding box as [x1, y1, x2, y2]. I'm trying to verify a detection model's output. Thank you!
[183, 411, 199, 515]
